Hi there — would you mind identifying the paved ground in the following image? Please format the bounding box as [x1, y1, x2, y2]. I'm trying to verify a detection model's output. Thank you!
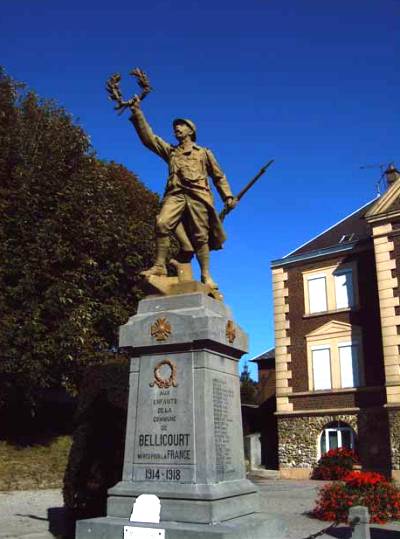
[0, 489, 63, 539]
[1, 479, 400, 538]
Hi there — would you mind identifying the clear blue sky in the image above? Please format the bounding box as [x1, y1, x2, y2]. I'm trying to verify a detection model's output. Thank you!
[2, 0, 399, 378]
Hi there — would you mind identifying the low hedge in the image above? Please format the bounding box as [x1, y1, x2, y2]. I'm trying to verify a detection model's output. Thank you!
[63, 357, 129, 519]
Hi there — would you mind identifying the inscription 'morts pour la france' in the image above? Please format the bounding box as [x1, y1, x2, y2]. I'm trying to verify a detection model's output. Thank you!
[133, 353, 195, 483]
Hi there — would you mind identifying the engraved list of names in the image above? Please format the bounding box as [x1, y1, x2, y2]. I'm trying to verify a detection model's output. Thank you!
[212, 377, 236, 480]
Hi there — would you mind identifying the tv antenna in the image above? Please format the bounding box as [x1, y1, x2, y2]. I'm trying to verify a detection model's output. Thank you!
[360, 163, 388, 196]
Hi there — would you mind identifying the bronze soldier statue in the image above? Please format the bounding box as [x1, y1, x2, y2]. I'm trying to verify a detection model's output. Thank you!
[128, 95, 236, 290]
[107, 69, 272, 296]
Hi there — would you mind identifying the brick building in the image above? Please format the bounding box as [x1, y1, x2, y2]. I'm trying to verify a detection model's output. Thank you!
[266, 165, 400, 479]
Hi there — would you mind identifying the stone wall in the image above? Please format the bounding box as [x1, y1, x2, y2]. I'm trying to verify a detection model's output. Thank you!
[278, 409, 392, 475]
[388, 408, 400, 470]
[277, 414, 357, 468]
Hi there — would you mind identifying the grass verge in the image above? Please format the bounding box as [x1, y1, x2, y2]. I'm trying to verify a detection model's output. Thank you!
[0, 435, 72, 491]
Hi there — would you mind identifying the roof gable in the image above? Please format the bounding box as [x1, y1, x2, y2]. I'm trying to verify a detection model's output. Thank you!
[365, 177, 400, 221]
[306, 320, 355, 339]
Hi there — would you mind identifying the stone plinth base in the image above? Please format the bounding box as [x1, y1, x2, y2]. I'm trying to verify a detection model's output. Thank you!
[75, 293, 281, 538]
[76, 513, 286, 539]
[108, 479, 259, 523]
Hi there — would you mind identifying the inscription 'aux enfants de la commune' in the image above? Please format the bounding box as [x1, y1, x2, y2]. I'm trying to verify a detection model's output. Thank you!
[136, 377, 193, 466]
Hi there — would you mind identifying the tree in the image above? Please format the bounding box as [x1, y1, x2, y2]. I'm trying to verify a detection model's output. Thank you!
[0, 69, 159, 413]
[240, 362, 259, 405]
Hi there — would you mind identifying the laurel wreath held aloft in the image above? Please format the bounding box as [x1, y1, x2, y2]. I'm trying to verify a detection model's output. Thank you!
[106, 68, 152, 114]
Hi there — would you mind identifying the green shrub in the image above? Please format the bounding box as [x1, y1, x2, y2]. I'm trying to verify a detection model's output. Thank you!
[0, 68, 159, 415]
[63, 358, 129, 519]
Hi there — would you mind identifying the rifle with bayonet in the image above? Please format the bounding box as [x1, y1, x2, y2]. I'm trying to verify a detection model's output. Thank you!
[219, 159, 274, 221]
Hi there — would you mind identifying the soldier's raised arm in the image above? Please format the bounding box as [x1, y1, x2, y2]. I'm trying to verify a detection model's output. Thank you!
[129, 98, 171, 162]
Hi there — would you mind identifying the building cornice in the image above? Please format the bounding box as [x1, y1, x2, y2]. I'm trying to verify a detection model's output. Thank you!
[275, 407, 360, 417]
[288, 386, 384, 398]
[271, 240, 370, 269]
[365, 208, 400, 224]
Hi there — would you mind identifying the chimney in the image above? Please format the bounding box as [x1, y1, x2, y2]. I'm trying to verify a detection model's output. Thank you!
[385, 164, 400, 187]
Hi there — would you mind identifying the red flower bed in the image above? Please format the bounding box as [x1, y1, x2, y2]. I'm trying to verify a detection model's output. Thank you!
[344, 471, 385, 488]
[312, 448, 359, 480]
[312, 471, 400, 524]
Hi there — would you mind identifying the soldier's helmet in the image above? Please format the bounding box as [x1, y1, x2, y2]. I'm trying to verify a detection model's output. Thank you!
[173, 118, 197, 141]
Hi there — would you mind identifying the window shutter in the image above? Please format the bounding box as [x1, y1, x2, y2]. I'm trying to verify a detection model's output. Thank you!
[308, 276, 327, 313]
[312, 348, 332, 390]
[334, 270, 354, 309]
[339, 344, 359, 387]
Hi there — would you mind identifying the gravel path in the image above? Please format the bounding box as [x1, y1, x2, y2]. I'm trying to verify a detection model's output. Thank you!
[0, 489, 63, 538]
[1, 480, 400, 538]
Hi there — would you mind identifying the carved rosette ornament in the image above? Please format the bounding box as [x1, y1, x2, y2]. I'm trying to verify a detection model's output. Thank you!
[150, 318, 172, 341]
[225, 320, 236, 344]
[149, 359, 178, 389]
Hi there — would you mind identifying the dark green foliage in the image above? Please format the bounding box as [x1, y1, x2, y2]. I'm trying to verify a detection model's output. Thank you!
[0, 68, 159, 412]
[240, 362, 258, 405]
[63, 359, 129, 518]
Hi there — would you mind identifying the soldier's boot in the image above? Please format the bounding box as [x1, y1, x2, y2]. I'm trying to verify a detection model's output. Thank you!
[141, 236, 169, 277]
[196, 244, 219, 290]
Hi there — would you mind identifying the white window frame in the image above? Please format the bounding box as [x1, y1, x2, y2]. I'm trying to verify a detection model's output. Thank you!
[318, 426, 355, 459]
[311, 345, 332, 390]
[307, 273, 328, 314]
[334, 269, 354, 309]
[303, 263, 358, 315]
[338, 341, 360, 388]
[306, 323, 364, 391]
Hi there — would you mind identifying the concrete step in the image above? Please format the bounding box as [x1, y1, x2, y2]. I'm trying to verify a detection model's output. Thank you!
[248, 468, 279, 480]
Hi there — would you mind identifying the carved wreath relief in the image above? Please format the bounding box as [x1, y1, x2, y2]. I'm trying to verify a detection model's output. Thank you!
[225, 320, 236, 344]
[150, 318, 172, 341]
[149, 359, 178, 389]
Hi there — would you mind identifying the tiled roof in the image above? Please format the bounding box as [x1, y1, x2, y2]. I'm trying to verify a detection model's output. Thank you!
[250, 348, 275, 362]
[285, 199, 376, 258]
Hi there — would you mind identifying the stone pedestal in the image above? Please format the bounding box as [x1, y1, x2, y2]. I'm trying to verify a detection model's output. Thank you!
[76, 293, 285, 538]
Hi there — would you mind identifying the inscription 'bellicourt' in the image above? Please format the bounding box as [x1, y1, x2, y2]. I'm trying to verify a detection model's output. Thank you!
[138, 433, 190, 447]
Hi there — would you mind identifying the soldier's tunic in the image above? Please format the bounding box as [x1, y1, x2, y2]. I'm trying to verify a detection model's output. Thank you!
[130, 107, 233, 251]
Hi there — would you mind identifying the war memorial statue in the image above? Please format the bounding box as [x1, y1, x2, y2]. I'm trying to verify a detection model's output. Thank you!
[105, 69, 271, 300]
[130, 99, 236, 290]
[74, 69, 282, 539]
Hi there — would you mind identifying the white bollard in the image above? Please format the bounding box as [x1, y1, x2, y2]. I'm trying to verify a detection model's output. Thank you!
[349, 506, 371, 539]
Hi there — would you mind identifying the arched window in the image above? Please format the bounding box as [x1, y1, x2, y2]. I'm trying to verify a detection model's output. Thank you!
[319, 421, 356, 457]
